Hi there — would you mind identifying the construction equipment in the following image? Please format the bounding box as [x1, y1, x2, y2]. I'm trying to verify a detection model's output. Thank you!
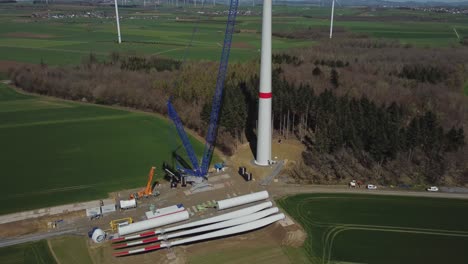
[167, 0, 239, 178]
[163, 162, 182, 182]
[110, 217, 133, 231]
[130, 167, 160, 199]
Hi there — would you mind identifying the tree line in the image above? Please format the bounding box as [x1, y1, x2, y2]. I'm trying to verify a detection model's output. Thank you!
[8, 35, 468, 185]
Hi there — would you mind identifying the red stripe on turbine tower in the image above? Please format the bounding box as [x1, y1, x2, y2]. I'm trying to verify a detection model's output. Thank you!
[259, 92, 272, 99]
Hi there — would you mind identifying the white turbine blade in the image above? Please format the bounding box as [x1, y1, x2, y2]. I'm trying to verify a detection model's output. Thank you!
[114, 214, 285, 257]
[113, 208, 280, 249]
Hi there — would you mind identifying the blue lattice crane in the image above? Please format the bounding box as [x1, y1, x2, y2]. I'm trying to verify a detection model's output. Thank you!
[167, 0, 239, 177]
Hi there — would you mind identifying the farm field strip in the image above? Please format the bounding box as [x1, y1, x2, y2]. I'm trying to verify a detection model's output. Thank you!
[296, 196, 468, 233]
[1, 6, 468, 65]
[0, 240, 56, 264]
[278, 194, 468, 264]
[295, 196, 468, 263]
[0, 113, 138, 129]
[0, 99, 73, 113]
[322, 224, 468, 264]
[0, 38, 85, 48]
[0, 84, 206, 215]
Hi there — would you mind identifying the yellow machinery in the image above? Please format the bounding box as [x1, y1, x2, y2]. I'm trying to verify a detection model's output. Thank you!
[110, 217, 133, 231]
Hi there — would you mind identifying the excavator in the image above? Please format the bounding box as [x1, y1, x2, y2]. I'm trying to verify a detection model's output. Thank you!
[130, 166, 160, 200]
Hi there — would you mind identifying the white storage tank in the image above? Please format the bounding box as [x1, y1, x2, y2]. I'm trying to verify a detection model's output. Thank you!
[118, 210, 189, 236]
[216, 191, 269, 210]
[119, 199, 137, 210]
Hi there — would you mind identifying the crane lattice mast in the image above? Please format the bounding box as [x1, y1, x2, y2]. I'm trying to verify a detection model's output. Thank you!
[167, 0, 239, 177]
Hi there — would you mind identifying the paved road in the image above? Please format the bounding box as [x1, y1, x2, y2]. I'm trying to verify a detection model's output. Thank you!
[0, 198, 115, 225]
[267, 184, 468, 200]
[1, 184, 467, 249]
[0, 229, 78, 248]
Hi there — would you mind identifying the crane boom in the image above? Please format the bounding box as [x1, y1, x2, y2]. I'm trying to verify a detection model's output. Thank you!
[130, 166, 157, 199]
[145, 166, 156, 194]
[167, 0, 239, 177]
[167, 98, 200, 174]
[200, 0, 239, 175]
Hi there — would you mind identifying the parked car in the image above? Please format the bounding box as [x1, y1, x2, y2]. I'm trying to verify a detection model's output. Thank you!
[427, 186, 439, 192]
[367, 184, 377, 190]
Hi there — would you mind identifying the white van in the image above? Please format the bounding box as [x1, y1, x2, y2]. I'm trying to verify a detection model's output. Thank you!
[427, 186, 439, 192]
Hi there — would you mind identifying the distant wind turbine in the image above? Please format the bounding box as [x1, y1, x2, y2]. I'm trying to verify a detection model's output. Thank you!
[329, 0, 335, 39]
[329, 0, 341, 39]
[114, 0, 122, 44]
[453, 27, 460, 41]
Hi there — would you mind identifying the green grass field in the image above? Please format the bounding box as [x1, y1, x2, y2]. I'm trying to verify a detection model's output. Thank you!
[0, 83, 205, 215]
[0, 5, 311, 65]
[0, 240, 56, 264]
[277, 193, 468, 264]
[0, 4, 467, 66]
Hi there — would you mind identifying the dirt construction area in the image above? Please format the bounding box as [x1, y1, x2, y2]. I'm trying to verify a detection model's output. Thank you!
[2, 141, 468, 263]
[84, 166, 308, 264]
[88, 218, 306, 264]
[0, 156, 308, 264]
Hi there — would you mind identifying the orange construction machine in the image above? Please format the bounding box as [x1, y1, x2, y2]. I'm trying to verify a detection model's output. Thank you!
[130, 166, 160, 200]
